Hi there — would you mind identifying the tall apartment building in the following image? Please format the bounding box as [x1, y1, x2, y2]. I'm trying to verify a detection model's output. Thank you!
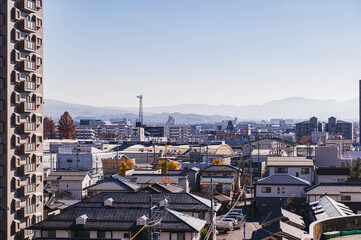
[296, 117, 353, 143]
[0, 1, 44, 239]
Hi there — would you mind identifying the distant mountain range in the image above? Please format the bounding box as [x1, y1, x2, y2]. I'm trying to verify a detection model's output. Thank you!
[44, 97, 358, 124]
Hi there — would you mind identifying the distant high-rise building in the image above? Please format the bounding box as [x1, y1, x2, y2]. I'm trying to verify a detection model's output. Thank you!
[79, 119, 105, 126]
[359, 80, 361, 143]
[0, 1, 44, 239]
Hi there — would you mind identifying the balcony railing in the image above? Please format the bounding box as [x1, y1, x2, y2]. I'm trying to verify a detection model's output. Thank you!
[21, 81, 36, 92]
[21, 102, 36, 113]
[21, 60, 36, 72]
[26, 204, 35, 214]
[21, 0, 37, 12]
[21, 19, 36, 32]
[21, 143, 36, 154]
[26, 183, 36, 194]
[24, 122, 36, 132]
[21, 40, 36, 52]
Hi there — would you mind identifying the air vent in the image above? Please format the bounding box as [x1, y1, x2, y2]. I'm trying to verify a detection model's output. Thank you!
[76, 214, 88, 226]
[104, 198, 114, 207]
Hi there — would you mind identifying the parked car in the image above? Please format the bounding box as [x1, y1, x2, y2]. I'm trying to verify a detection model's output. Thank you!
[230, 208, 243, 216]
[221, 218, 241, 229]
[216, 220, 234, 233]
[226, 213, 244, 221]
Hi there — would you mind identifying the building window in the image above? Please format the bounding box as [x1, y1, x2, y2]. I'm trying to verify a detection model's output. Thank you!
[275, 167, 288, 173]
[341, 196, 351, 201]
[282, 187, 285, 194]
[277, 187, 280, 194]
[171, 233, 185, 240]
[98, 231, 112, 239]
[301, 168, 310, 174]
[261, 187, 271, 193]
[42, 230, 55, 238]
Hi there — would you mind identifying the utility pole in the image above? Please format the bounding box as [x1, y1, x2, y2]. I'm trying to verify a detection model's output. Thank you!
[148, 195, 152, 240]
[257, 139, 260, 178]
[243, 153, 246, 240]
[76, 143, 80, 171]
[210, 175, 216, 240]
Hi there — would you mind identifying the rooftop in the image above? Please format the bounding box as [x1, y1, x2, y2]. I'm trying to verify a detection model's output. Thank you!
[305, 183, 361, 195]
[84, 178, 141, 192]
[46, 171, 91, 181]
[267, 157, 314, 167]
[310, 195, 355, 220]
[255, 174, 310, 186]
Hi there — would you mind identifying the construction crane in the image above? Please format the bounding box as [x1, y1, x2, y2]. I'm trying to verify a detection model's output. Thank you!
[136, 95, 143, 127]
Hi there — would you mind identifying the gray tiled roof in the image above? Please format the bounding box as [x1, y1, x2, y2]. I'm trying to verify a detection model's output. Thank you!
[255, 175, 310, 186]
[47, 171, 90, 181]
[305, 183, 361, 195]
[84, 178, 141, 192]
[202, 164, 239, 172]
[29, 192, 209, 232]
[132, 174, 188, 184]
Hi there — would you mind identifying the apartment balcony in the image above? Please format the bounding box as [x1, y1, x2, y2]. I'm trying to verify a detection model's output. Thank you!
[20, 81, 36, 92]
[20, 60, 36, 72]
[20, 228, 34, 240]
[19, 183, 36, 197]
[20, 143, 36, 154]
[20, 0, 37, 13]
[20, 163, 36, 176]
[21, 40, 36, 52]
[21, 102, 36, 113]
[19, 203, 36, 218]
[21, 122, 36, 133]
[20, 19, 36, 33]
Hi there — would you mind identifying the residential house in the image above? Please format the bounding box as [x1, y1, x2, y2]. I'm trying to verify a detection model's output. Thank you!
[201, 164, 241, 190]
[131, 174, 190, 192]
[102, 155, 135, 178]
[267, 157, 314, 183]
[85, 178, 142, 197]
[200, 176, 235, 197]
[254, 175, 310, 213]
[305, 182, 361, 213]
[46, 172, 97, 200]
[30, 192, 207, 240]
[315, 167, 350, 184]
[308, 195, 355, 221]
[182, 167, 200, 192]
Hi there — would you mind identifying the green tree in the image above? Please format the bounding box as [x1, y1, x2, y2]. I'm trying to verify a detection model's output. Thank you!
[341, 158, 361, 178]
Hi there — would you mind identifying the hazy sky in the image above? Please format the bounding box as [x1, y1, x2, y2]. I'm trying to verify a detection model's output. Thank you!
[45, 0, 361, 108]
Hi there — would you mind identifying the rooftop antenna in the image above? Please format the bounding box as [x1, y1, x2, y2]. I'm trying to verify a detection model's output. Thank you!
[136, 95, 143, 127]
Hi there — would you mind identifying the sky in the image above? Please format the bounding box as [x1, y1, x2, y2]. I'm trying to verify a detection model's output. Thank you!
[44, 0, 361, 108]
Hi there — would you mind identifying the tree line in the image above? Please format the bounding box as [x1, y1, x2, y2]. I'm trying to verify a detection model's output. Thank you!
[44, 111, 75, 140]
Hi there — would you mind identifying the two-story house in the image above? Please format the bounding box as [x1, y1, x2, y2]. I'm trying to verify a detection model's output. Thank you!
[267, 157, 314, 184]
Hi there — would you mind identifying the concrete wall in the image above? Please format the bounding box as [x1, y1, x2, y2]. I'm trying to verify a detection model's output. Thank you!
[316, 175, 347, 184]
[305, 215, 361, 240]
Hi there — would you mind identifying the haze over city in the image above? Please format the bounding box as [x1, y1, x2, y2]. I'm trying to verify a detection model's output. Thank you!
[45, 0, 361, 108]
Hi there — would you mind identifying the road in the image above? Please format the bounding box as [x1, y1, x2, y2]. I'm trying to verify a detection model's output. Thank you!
[217, 219, 261, 240]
